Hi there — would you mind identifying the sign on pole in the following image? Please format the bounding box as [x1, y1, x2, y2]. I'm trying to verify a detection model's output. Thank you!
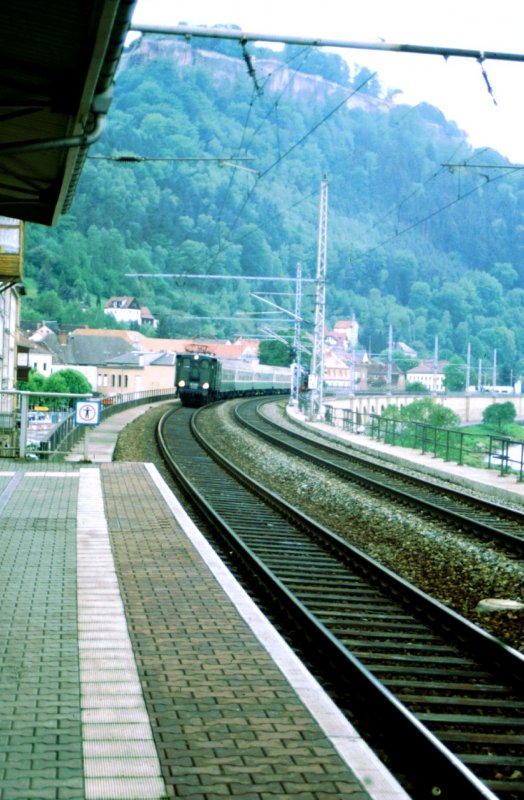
[75, 400, 101, 426]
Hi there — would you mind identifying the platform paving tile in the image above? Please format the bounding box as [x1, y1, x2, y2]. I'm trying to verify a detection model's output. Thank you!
[101, 462, 374, 800]
[0, 470, 84, 799]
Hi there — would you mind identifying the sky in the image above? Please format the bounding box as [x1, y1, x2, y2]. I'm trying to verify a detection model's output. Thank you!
[131, 0, 524, 163]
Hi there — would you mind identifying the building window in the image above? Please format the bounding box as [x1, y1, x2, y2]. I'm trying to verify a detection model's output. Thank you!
[124, 375, 128, 388]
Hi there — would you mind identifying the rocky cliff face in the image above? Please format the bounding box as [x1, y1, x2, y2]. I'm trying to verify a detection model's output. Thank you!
[121, 36, 391, 115]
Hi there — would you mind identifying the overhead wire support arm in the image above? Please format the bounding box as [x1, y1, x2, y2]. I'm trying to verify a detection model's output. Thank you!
[88, 155, 255, 163]
[130, 23, 524, 65]
[250, 292, 303, 321]
[442, 162, 524, 170]
[126, 272, 316, 281]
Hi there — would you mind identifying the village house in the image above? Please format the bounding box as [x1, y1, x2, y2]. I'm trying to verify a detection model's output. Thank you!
[23, 326, 262, 397]
[323, 349, 352, 391]
[103, 296, 158, 329]
[406, 359, 448, 392]
[325, 319, 359, 350]
[97, 350, 177, 396]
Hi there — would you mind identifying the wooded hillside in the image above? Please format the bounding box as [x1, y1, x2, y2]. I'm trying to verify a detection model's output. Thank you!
[23, 33, 524, 381]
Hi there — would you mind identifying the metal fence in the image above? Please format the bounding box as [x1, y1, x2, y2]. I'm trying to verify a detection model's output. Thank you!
[324, 405, 524, 482]
[0, 388, 178, 460]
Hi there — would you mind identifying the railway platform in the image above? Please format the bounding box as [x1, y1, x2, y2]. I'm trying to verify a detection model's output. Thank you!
[287, 406, 524, 504]
[0, 403, 409, 800]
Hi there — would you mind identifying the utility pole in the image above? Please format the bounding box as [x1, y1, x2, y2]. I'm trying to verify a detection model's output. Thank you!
[466, 341, 471, 391]
[493, 348, 497, 388]
[433, 335, 439, 393]
[309, 176, 328, 418]
[386, 325, 393, 390]
[290, 261, 303, 407]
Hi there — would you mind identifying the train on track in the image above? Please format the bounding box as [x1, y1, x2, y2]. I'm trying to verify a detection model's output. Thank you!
[175, 351, 293, 406]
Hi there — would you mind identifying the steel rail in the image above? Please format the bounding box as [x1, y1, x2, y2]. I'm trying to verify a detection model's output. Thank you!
[234, 399, 524, 553]
[157, 402, 524, 800]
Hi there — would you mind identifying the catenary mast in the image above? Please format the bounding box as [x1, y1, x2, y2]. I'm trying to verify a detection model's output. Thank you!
[309, 176, 328, 418]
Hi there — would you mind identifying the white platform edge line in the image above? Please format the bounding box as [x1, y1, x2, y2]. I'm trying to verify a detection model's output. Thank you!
[145, 462, 411, 800]
[78, 467, 167, 800]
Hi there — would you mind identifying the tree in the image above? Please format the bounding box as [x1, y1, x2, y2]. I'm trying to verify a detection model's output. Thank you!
[258, 339, 292, 367]
[17, 368, 46, 392]
[405, 381, 429, 393]
[400, 397, 460, 427]
[48, 369, 92, 395]
[443, 356, 467, 391]
[392, 350, 419, 380]
[43, 370, 93, 408]
[482, 402, 516, 431]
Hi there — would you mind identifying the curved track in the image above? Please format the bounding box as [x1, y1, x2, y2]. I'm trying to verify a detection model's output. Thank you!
[158, 402, 524, 800]
[234, 398, 524, 554]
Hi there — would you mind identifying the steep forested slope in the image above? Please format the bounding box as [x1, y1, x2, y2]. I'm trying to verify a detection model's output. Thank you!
[23, 34, 524, 380]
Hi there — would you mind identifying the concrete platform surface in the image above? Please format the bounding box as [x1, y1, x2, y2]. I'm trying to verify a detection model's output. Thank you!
[0, 455, 410, 800]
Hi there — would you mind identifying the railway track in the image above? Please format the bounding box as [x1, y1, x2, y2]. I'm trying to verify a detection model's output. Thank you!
[157, 402, 524, 800]
[233, 398, 524, 554]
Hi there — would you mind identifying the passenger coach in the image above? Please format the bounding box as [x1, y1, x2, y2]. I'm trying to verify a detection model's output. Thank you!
[175, 352, 291, 407]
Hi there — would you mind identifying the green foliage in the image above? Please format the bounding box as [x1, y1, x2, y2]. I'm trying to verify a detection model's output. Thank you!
[18, 368, 46, 392]
[443, 356, 467, 391]
[382, 404, 401, 419]
[399, 397, 460, 428]
[19, 368, 92, 408]
[258, 339, 291, 367]
[405, 381, 429, 393]
[392, 350, 419, 377]
[19, 37, 524, 382]
[47, 369, 92, 396]
[482, 401, 517, 431]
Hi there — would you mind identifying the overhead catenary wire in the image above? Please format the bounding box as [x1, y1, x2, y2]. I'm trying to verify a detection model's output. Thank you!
[208, 68, 379, 264]
[201, 42, 316, 261]
[206, 43, 323, 268]
[128, 22, 524, 338]
[365, 163, 523, 254]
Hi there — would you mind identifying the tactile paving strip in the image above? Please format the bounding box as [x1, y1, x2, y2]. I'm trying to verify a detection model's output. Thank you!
[77, 468, 167, 800]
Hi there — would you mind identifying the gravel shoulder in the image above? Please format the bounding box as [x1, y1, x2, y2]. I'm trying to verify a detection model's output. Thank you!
[113, 399, 524, 653]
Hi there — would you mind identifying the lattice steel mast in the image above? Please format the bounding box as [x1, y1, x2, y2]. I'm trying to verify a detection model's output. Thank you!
[309, 176, 328, 418]
[289, 261, 303, 406]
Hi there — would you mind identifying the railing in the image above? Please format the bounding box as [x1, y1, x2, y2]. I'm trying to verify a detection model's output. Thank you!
[0, 388, 178, 460]
[324, 405, 524, 482]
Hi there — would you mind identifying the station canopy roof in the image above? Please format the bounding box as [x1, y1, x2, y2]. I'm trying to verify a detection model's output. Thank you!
[0, 0, 136, 225]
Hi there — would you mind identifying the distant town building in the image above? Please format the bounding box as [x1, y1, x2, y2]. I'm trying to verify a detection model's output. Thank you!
[324, 349, 352, 390]
[23, 327, 263, 397]
[325, 319, 359, 350]
[104, 296, 158, 329]
[97, 350, 177, 396]
[395, 341, 418, 358]
[406, 360, 447, 392]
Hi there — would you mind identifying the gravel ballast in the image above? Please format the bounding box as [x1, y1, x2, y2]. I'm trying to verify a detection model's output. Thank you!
[113, 400, 524, 653]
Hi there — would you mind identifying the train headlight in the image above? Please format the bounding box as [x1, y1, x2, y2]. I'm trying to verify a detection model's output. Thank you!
[178, 380, 186, 387]
[202, 382, 210, 390]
